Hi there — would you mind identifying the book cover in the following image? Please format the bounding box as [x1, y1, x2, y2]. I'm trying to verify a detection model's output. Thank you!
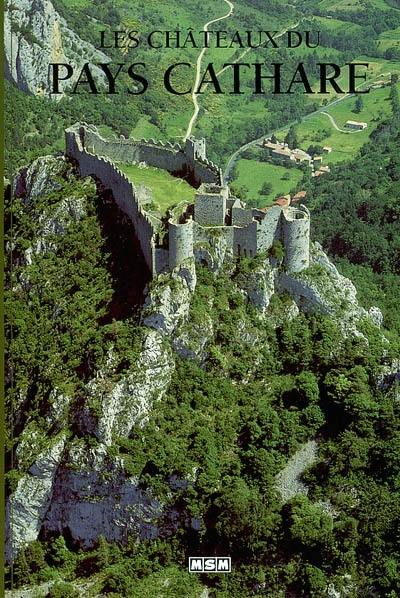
[4, 0, 400, 596]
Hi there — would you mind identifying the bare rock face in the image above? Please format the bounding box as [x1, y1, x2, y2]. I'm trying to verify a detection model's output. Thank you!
[4, 0, 109, 97]
[278, 242, 384, 336]
[13, 155, 67, 203]
[141, 260, 197, 335]
[236, 261, 276, 313]
[42, 443, 162, 547]
[275, 440, 318, 503]
[82, 330, 175, 445]
[5, 435, 67, 562]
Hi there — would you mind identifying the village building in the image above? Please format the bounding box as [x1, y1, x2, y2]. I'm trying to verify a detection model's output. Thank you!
[292, 191, 307, 203]
[345, 120, 368, 130]
[263, 139, 312, 166]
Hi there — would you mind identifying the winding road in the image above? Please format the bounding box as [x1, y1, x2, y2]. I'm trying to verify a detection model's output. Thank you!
[223, 72, 390, 182]
[321, 111, 363, 133]
[181, 1, 390, 181]
[183, 0, 234, 141]
[183, 0, 302, 143]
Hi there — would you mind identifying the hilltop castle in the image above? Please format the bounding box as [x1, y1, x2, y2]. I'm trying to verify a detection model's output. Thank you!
[65, 123, 310, 276]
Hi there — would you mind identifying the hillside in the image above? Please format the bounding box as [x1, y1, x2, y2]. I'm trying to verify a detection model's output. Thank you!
[5, 110, 400, 595]
[306, 86, 400, 337]
[5, 0, 400, 175]
[4, 1, 400, 596]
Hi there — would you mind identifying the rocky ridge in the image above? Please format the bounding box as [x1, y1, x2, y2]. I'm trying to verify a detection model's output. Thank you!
[4, 0, 109, 97]
[6, 156, 387, 562]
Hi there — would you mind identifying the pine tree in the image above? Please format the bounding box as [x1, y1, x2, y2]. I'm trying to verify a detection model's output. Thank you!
[284, 126, 298, 149]
[354, 95, 363, 113]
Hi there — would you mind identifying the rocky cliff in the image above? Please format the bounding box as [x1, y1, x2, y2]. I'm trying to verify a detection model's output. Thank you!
[5, 156, 388, 564]
[4, 0, 109, 96]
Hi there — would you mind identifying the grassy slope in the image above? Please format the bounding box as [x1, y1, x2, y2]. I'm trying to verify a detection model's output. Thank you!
[118, 162, 195, 213]
[233, 160, 304, 205]
[280, 82, 399, 165]
[378, 25, 400, 50]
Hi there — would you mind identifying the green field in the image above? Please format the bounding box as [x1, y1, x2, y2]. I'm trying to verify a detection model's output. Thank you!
[233, 159, 304, 206]
[378, 26, 400, 51]
[118, 163, 195, 214]
[308, 57, 398, 104]
[282, 83, 398, 165]
[131, 116, 166, 140]
[318, 0, 395, 11]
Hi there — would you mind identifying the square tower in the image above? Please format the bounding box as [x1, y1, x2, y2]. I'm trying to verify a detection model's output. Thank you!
[194, 184, 228, 226]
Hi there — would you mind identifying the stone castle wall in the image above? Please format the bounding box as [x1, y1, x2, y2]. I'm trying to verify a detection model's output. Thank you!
[195, 192, 226, 226]
[256, 206, 283, 252]
[231, 206, 253, 227]
[66, 126, 156, 273]
[80, 124, 222, 188]
[65, 123, 310, 279]
[233, 221, 258, 257]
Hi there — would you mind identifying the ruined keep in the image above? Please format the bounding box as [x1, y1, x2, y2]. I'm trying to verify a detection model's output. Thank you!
[65, 123, 310, 276]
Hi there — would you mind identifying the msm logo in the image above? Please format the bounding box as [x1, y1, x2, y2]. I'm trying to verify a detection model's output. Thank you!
[189, 557, 231, 573]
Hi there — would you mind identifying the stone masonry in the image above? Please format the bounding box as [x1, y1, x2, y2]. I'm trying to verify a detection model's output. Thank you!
[65, 123, 310, 277]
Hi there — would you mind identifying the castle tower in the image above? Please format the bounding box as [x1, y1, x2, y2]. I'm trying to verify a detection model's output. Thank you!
[194, 184, 228, 226]
[282, 205, 310, 273]
[168, 218, 194, 270]
[185, 137, 206, 162]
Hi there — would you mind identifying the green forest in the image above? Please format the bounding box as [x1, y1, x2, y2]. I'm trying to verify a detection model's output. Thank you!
[307, 83, 400, 337]
[5, 106, 400, 596]
[4, 0, 400, 596]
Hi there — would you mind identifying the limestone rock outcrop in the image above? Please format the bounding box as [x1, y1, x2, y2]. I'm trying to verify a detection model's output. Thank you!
[277, 242, 383, 336]
[4, 0, 109, 97]
[5, 435, 67, 561]
[42, 443, 162, 547]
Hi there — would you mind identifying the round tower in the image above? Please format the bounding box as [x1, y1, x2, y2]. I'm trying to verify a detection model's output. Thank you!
[168, 218, 194, 270]
[283, 206, 310, 273]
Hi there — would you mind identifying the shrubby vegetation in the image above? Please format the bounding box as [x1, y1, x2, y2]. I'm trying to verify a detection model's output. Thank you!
[307, 84, 400, 336]
[5, 2, 400, 595]
[6, 249, 399, 595]
[4, 169, 147, 465]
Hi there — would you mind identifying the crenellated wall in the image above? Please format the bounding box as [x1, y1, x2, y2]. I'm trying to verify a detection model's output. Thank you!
[65, 122, 310, 279]
[66, 125, 156, 273]
[73, 123, 222, 188]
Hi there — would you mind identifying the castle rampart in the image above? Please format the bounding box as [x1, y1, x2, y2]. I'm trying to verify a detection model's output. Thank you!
[78, 124, 222, 188]
[66, 124, 156, 273]
[65, 123, 310, 280]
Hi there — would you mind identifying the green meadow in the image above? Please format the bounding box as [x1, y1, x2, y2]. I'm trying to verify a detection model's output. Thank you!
[282, 83, 398, 165]
[378, 26, 400, 51]
[118, 162, 195, 214]
[232, 159, 304, 207]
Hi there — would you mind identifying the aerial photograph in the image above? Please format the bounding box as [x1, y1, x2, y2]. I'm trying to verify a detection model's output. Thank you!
[4, 0, 400, 595]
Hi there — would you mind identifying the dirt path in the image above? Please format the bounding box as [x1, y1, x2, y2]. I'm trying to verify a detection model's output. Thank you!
[321, 110, 364, 133]
[223, 72, 390, 182]
[184, 10, 302, 142]
[183, 0, 234, 141]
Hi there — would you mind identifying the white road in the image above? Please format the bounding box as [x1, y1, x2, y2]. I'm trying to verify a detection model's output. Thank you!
[183, 0, 234, 141]
[321, 110, 363, 133]
[223, 72, 391, 182]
